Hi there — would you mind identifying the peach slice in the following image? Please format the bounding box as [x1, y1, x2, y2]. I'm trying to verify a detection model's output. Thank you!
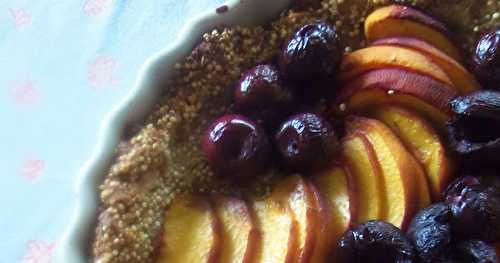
[372, 37, 481, 94]
[252, 199, 297, 263]
[310, 166, 353, 262]
[364, 5, 462, 61]
[333, 68, 457, 132]
[338, 46, 454, 86]
[341, 134, 385, 224]
[373, 106, 453, 202]
[346, 117, 418, 229]
[271, 175, 318, 263]
[413, 157, 433, 211]
[213, 196, 259, 263]
[158, 194, 221, 263]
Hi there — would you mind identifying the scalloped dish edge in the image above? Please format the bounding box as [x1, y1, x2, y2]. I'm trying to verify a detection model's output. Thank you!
[56, 0, 291, 262]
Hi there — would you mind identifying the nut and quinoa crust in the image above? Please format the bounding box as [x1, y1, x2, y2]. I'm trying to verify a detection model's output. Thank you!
[91, 0, 500, 262]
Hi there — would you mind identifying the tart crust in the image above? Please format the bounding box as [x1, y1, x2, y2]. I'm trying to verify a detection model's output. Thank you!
[92, 0, 499, 262]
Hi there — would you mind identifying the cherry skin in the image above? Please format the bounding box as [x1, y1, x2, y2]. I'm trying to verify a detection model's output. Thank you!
[449, 187, 500, 241]
[234, 64, 296, 128]
[280, 22, 342, 82]
[444, 175, 482, 203]
[279, 22, 342, 101]
[203, 114, 271, 181]
[275, 112, 338, 172]
[338, 220, 416, 263]
[471, 28, 500, 89]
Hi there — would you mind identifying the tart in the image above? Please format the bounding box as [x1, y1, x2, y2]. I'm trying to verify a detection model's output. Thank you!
[91, 0, 500, 262]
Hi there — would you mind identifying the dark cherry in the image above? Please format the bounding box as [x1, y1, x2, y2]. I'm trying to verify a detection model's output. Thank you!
[280, 21, 342, 80]
[279, 22, 341, 100]
[406, 203, 454, 263]
[234, 64, 296, 127]
[456, 240, 498, 263]
[444, 175, 500, 204]
[444, 175, 482, 203]
[337, 220, 416, 263]
[202, 114, 270, 181]
[449, 186, 500, 242]
[478, 173, 500, 190]
[447, 90, 500, 169]
[275, 112, 338, 171]
[471, 28, 500, 89]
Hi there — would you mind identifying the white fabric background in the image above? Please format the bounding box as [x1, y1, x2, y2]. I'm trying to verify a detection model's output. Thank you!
[0, 0, 224, 261]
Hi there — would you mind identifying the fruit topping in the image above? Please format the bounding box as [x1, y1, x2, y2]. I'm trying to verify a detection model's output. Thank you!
[478, 174, 500, 190]
[234, 65, 296, 127]
[158, 194, 221, 263]
[275, 112, 338, 171]
[333, 68, 456, 132]
[364, 5, 461, 62]
[471, 28, 500, 89]
[203, 114, 270, 180]
[338, 46, 453, 86]
[341, 134, 385, 224]
[252, 199, 298, 263]
[213, 196, 259, 263]
[345, 116, 420, 229]
[443, 174, 500, 241]
[337, 220, 416, 263]
[279, 22, 341, 98]
[311, 166, 353, 261]
[373, 106, 444, 203]
[455, 239, 498, 263]
[444, 176, 482, 204]
[271, 176, 319, 262]
[406, 203, 454, 263]
[447, 91, 500, 168]
[372, 37, 480, 94]
[448, 186, 500, 242]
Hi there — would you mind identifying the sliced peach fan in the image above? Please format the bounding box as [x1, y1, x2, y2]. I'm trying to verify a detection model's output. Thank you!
[341, 134, 385, 224]
[333, 68, 456, 132]
[252, 199, 298, 263]
[372, 37, 481, 94]
[335, 89, 450, 133]
[373, 106, 452, 202]
[335, 68, 457, 109]
[270, 176, 318, 263]
[410, 155, 432, 211]
[364, 4, 462, 62]
[157, 195, 221, 263]
[338, 45, 454, 87]
[346, 117, 418, 229]
[310, 166, 353, 262]
[213, 196, 259, 263]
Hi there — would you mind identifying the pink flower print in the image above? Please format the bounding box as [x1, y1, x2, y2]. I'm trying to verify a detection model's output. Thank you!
[83, 0, 110, 16]
[22, 240, 56, 263]
[87, 56, 119, 89]
[9, 8, 32, 29]
[10, 80, 40, 107]
[20, 157, 45, 183]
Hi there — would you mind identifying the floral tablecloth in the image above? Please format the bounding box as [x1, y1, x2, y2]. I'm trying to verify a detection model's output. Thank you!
[0, 0, 224, 261]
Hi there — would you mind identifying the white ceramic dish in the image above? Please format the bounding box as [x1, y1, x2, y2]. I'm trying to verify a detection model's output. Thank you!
[56, 0, 291, 262]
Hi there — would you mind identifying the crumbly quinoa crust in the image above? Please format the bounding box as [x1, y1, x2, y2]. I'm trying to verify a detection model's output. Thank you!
[92, 0, 499, 262]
